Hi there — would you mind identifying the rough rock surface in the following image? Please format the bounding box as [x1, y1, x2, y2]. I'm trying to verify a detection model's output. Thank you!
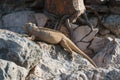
[86, 67, 120, 80]
[103, 15, 120, 36]
[0, 0, 120, 80]
[26, 42, 95, 80]
[0, 29, 120, 80]
[0, 59, 28, 80]
[0, 29, 42, 69]
[2, 11, 36, 33]
[110, 7, 120, 14]
[93, 38, 120, 68]
[27, 42, 120, 80]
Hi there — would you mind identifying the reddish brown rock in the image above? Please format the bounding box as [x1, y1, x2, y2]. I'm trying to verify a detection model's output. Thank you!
[45, 0, 86, 23]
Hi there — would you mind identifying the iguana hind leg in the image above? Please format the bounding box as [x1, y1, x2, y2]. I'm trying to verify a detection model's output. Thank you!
[60, 38, 74, 60]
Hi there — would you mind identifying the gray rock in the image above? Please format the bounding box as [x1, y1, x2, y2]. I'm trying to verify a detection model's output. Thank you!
[86, 67, 120, 80]
[73, 26, 91, 42]
[26, 42, 95, 80]
[93, 38, 120, 68]
[2, 11, 36, 33]
[99, 29, 110, 35]
[89, 16, 98, 27]
[110, 7, 120, 14]
[89, 37, 112, 53]
[0, 29, 42, 69]
[34, 13, 48, 27]
[82, 28, 98, 42]
[0, 26, 120, 80]
[0, 59, 28, 80]
[76, 42, 89, 51]
[91, 5, 109, 13]
[73, 25, 98, 42]
[0, 19, 2, 28]
[103, 15, 120, 36]
[0, 0, 25, 13]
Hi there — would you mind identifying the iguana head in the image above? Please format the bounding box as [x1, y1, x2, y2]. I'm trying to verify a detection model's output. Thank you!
[23, 22, 38, 33]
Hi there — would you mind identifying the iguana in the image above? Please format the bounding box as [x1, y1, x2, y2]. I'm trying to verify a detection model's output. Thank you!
[23, 23, 97, 67]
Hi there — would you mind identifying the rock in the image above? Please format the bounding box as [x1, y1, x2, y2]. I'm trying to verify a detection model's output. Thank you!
[82, 28, 98, 42]
[84, 49, 94, 58]
[67, 71, 88, 80]
[0, 29, 42, 69]
[45, 0, 86, 23]
[89, 17, 98, 27]
[76, 42, 89, 51]
[0, 14, 2, 27]
[73, 25, 98, 42]
[104, 34, 116, 39]
[26, 74, 42, 80]
[60, 25, 70, 38]
[73, 25, 90, 42]
[34, 13, 48, 27]
[2, 11, 36, 33]
[89, 37, 112, 53]
[0, 0, 26, 13]
[103, 15, 120, 36]
[93, 38, 120, 68]
[30, 0, 45, 10]
[0, 59, 28, 80]
[90, 5, 109, 13]
[26, 42, 95, 80]
[0, 19, 2, 28]
[0, 29, 119, 80]
[99, 29, 110, 35]
[110, 7, 120, 14]
[86, 67, 120, 80]
[28, 65, 120, 80]
[85, 0, 102, 4]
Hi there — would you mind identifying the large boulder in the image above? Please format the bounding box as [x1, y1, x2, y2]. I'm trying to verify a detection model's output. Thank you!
[0, 29, 120, 80]
[0, 29, 42, 69]
[26, 42, 95, 80]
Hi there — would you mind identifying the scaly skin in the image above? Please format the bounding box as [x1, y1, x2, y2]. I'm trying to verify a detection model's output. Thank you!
[23, 23, 97, 67]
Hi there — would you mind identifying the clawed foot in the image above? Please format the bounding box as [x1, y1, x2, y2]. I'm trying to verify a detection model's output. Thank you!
[70, 54, 74, 61]
[27, 35, 35, 41]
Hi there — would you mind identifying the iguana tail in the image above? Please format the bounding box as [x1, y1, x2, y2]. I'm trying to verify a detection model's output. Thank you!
[65, 37, 97, 67]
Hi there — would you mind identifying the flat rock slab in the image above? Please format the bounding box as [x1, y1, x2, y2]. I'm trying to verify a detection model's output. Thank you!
[76, 42, 89, 51]
[89, 37, 112, 53]
[73, 25, 98, 42]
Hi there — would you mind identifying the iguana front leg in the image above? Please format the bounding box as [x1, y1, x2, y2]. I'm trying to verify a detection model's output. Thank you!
[60, 38, 74, 60]
[27, 35, 35, 41]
